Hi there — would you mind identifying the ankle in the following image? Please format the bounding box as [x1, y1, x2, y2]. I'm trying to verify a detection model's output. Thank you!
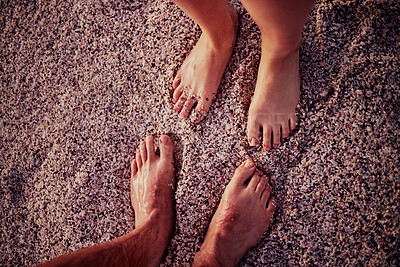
[261, 36, 302, 60]
[201, 7, 238, 50]
[123, 210, 172, 266]
[139, 209, 173, 246]
[193, 233, 236, 267]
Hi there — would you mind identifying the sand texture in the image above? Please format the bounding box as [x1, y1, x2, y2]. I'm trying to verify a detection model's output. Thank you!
[1, 0, 399, 266]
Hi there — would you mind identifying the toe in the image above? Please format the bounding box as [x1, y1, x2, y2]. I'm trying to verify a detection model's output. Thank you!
[140, 141, 147, 162]
[281, 122, 290, 141]
[131, 158, 138, 175]
[172, 85, 183, 103]
[247, 118, 261, 146]
[248, 170, 262, 191]
[289, 114, 298, 131]
[261, 180, 272, 205]
[255, 176, 267, 196]
[174, 93, 187, 112]
[231, 159, 256, 186]
[173, 74, 182, 90]
[136, 151, 142, 168]
[180, 95, 196, 119]
[159, 135, 174, 161]
[266, 197, 277, 223]
[190, 97, 211, 123]
[146, 136, 155, 160]
[272, 125, 281, 148]
[262, 125, 272, 152]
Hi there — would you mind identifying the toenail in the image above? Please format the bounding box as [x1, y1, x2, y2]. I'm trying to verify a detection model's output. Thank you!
[244, 160, 254, 168]
[160, 135, 169, 144]
[273, 143, 279, 148]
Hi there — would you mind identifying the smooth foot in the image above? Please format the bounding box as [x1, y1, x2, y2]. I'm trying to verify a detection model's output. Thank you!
[247, 44, 301, 151]
[172, 7, 238, 123]
[130, 135, 175, 263]
[193, 159, 277, 266]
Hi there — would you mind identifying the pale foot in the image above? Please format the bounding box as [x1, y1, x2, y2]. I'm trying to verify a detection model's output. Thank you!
[193, 159, 277, 266]
[172, 7, 238, 123]
[130, 135, 175, 262]
[247, 44, 301, 151]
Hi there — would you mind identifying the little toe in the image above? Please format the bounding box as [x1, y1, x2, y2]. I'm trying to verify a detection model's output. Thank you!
[262, 125, 272, 152]
[136, 151, 142, 168]
[145, 136, 155, 160]
[272, 125, 281, 148]
[174, 93, 187, 112]
[255, 176, 267, 196]
[266, 197, 277, 223]
[140, 141, 147, 162]
[159, 135, 174, 161]
[231, 159, 256, 186]
[247, 119, 261, 147]
[131, 158, 138, 175]
[248, 170, 262, 191]
[289, 114, 298, 131]
[172, 85, 183, 103]
[180, 95, 196, 119]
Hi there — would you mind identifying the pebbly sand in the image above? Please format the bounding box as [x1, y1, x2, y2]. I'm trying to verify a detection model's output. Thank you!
[1, 0, 399, 266]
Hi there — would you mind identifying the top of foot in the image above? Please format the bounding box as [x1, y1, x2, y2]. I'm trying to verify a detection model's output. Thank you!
[172, 6, 238, 123]
[247, 46, 300, 151]
[193, 159, 276, 266]
[130, 135, 175, 239]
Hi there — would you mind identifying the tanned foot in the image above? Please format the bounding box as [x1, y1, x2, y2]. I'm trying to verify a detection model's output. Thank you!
[247, 43, 301, 151]
[172, 6, 238, 123]
[130, 135, 175, 265]
[193, 159, 277, 266]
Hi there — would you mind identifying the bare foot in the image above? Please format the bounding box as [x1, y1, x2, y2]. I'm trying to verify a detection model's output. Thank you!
[172, 7, 238, 123]
[130, 135, 175, 262]
[247, 43, 301, 151]
[193, 159, 277, 266]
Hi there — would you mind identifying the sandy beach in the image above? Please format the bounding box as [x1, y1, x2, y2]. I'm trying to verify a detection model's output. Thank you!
[1, 0, 399, 265]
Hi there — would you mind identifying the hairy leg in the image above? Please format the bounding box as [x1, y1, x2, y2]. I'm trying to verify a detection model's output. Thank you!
[193, 159, 276, 266]
[242, 0, 315, 150]
[40, 135, 175, 267]
[172, 0, 238, 122]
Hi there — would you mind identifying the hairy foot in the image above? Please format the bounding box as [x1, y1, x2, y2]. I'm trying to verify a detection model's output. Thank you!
[247, 44, 300, 151]
[130, 135, 175, 248]
[193, 159, 276, 266]
[172, 7, 238, 123]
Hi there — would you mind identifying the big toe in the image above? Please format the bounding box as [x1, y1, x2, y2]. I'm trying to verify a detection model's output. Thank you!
[247, 117, 261, 147]
[231, 159, 256, 186]
[159, 135, 174, 161]
[173, 75, 182, 90]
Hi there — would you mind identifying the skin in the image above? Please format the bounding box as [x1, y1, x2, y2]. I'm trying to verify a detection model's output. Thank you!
[172, 0, 315, 150]
[39, 137, 277, 266]
[172, 0, 238, 123]
[241, 0, 315, 150]
[39, 135, 175, 267]
[193, 159, 276, 266]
